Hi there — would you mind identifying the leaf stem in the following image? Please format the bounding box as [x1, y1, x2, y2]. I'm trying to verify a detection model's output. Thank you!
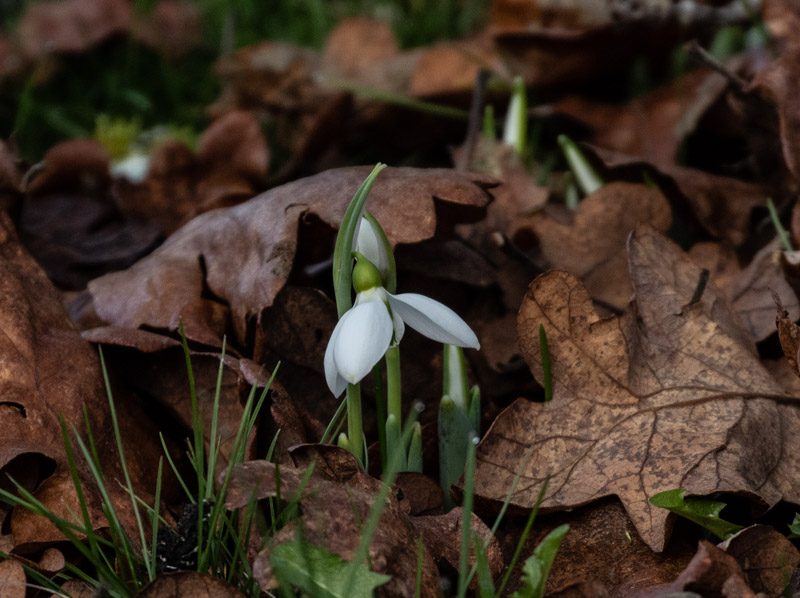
[346, 383, 364, 465]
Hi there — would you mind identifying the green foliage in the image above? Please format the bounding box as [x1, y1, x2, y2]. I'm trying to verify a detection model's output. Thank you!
[439, 344, 481, 510]
[788, 513, 800, 539]
[510, 525, 569, 598]
[650, 488, 744, 541]
[271, 537, 390, 598]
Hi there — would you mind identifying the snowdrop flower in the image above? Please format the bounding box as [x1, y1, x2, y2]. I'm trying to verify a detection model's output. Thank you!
[324, 257, 479, 397]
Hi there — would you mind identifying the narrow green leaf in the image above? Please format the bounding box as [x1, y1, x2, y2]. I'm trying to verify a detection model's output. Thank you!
[650, 488, 743, 540]
[558, 134, 603, 196]
[332, 164, 386, 318]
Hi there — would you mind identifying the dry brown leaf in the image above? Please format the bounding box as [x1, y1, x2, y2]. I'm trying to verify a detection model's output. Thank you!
[471, 224, 800, 551]
[0, 558, 25, 598]
[588, 146, 768, 246]
[322, 17, 399, 80]
[137, 572, 246, 598]
[776, 294, 800, 378]
[81, 167, 494, 349]
[522, 181, 671, 311]
[114, 110, 269, 235]
[688, 239, 800, 343]
[551, 68, 729, 168]
[492, 498, 691, 597]
[129, 1, 203, 59]
[15, 0, 130, 61]
[0, 211, 159, 552]
[721, 525, 800, 596]
[19, 139, 161, 289]
[226, 456, 440, 597]
[665, 540, 751, 598]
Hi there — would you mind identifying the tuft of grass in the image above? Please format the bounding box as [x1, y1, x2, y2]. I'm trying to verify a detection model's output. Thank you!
[0, 331, 278, 597]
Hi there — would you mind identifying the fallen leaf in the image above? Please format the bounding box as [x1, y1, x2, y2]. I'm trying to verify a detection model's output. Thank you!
[551, 68, 729, 168]
[587, 145, 768, 247]
[19, 139, 161, 289]
[81, 167, 494, 349]
[322, 17, 399, 81]
[130, 1, 203, 59]
[775, 293, 800, 378]
[720, 525, 800, 596]
[0, 558, 25, 598]
[115, 110, 269, 235]
[226, 455, 441, 597]
[494, 498, 692, 597]
[471, 224, 800, 551]
[15, 0, 130, 61]
[0, 210, 160, 551]
[521, 182, 671, 311]
[688, 239, 800, 343]
[136, 571, 246, 598]
[665, 540, 751, 598]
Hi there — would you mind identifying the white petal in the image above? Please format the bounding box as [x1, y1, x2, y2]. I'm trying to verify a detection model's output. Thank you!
[356, 217, 390, 277]
[387, 293, 480, 349]
[324, 321, 348, 397]
[333, 297, 394, 384]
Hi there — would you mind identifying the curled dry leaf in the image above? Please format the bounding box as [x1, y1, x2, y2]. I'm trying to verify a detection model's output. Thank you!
[0, 211, 158, 551]
[136, 571, 246, 598]
[664, 540, 751, 598]
[775, 292, 800, 378]
[522, 181, 671, 311]
[720, 525, 800, 596]
[471, 224, 800, 551]
[81, 167, 494, 348]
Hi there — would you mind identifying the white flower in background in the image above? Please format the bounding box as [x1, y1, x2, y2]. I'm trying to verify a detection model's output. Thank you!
[324, 256, 479, 397]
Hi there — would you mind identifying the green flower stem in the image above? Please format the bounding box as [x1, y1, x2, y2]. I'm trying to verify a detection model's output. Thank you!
[372, 362, 388, 471]
[346, 383, 364, 465]
[385, 345, 404, 468]
[386, 345, 401, 426]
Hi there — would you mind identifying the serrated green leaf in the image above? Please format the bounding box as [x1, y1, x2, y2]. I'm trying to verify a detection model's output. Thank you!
[271, 539, 389, 598]
[511, 524, 569, 598]
[650, 488, 743, 540]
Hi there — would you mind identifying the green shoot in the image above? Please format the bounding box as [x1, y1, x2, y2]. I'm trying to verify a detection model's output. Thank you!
[767, 198, 794, 252]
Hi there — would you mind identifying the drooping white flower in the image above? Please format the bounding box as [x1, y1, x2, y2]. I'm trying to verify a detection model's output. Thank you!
[324, 259, 479, 397]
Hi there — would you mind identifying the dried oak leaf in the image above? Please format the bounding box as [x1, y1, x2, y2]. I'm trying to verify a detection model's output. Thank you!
[321, 17, 399, 81]
[0, 211, 159, 551]
[136, 572, 245, 598]
[81, 167, 494, 348]
[472, 224, 800, 552]
[720, 525, 800, 596]
[521, 181, 671, 311]
[688, 240, 800, 343]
